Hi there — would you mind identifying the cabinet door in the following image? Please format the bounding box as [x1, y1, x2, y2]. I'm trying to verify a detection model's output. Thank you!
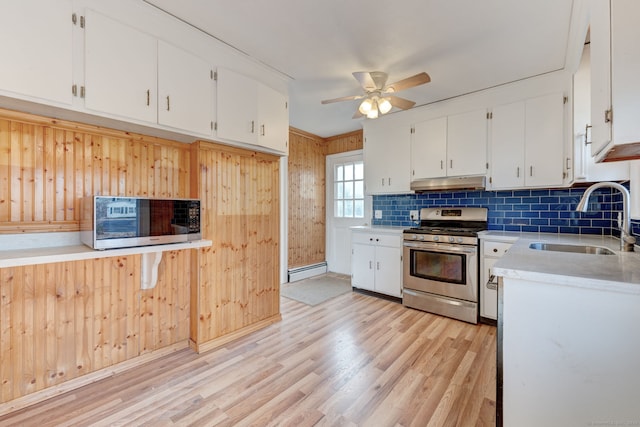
[216, 67, 258, 145]
[480, 257, 498, 320]
[374, 246, 402, 298]
[490, 101, 525, 189]
[0, 0, 73, 105]
[351, 243, 375, 291]
[412, 117, 447, 179]
[589, 0, 612, 155]
[85, 10, 157, 123]
[364, 123, 411, 194]
[257, 84, 289, 154]
[525, 93, 565, 187]
[158, 41, 213, 135]
[447, 109, 488, 176]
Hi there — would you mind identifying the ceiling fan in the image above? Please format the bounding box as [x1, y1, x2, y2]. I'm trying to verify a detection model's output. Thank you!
[321, 71, 431, 119]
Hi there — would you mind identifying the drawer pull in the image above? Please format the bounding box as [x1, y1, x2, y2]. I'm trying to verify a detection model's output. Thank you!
[486, 274, 498, 290]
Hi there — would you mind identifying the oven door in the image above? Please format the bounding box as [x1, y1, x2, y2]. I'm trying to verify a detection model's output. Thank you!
[403, 241, 478, 302]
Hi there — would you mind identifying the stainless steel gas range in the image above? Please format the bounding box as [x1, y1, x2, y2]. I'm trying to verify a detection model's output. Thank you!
[402, 207, 488, 324]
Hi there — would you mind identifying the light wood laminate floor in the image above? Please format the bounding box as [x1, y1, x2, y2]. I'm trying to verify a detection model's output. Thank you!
[0, 290, 496, 426]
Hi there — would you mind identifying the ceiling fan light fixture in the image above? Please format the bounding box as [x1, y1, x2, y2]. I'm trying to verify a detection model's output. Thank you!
[366, 99, 379, 119]
[378, 97, 392, 114]
[358, 98, 373, 114]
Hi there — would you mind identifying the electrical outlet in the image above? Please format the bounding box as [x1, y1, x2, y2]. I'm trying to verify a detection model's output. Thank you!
[410, 210, 419, 221]
[374, 210, 383, 219]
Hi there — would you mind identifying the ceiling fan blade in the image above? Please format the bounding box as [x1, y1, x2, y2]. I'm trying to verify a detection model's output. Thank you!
[353, 71, 388, 91]
[321, 94, 364, 104]
[385, 72, 431, 93]
[352, 109, 365, 119]
[387, 95, 416, 110]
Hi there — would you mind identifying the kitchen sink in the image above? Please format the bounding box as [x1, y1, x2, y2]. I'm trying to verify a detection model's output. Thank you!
[528, 242, 615, 255]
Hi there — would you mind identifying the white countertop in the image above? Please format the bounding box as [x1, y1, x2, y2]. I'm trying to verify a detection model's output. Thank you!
[0, 240, 212, 268]
[350, 225, 406, 234]
[490, 232, 640, 294]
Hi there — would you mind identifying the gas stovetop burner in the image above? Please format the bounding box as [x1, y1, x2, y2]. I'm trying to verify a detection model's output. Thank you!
[403, 207, 488, 244]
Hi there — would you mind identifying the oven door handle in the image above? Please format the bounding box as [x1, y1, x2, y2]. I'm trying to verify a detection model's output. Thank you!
[403, 241, 477, 254]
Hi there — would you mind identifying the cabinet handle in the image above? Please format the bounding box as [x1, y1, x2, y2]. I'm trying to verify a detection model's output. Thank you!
[381, 178, 385, 186]
[486, 274, 498, 290]
[516, 167, 520, 178]
[450, 159, 453, 169]
[261, 124, 265, 136]
[166, 96, 170, 111]
[585, 124, 592, 145]
[369, 238, 373, 241]
[388, 178, 391, 186]
[566, 157, 571, 170]
[529, 166, 533, 177]
[146, 89, 150, 106]
[375, 238, 379, 242]
[251, 120, 255, 133]
[369, 261, 372, 269]
[440, 160, 443, 170]
[493, 248, 498, 253]
[376, 261, 380, 270]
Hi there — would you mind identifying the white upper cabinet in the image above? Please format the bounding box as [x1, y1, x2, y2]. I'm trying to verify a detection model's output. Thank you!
[411, 117, 447, 179]
[217, 67, 289, 154]
[590, 0, 640, 161]
[489, 93, 565, 189]
[524, 93, 565, 187]
[411, 109, 487, 179]
[0, 0, 73, 106]
[447, 109, 488, 176]
[572, 44, 629, 183]
[490, 102, 526, 188]
[364, 122, 411, 194]
[158, 41, 214, 135]
[217, 67, 258, 145]
[257, 83, 289, 154]
[84, 9, 157, 124]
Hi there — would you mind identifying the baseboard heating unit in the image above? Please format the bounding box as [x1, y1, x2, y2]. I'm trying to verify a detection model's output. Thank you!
[288, 262, 327, 282]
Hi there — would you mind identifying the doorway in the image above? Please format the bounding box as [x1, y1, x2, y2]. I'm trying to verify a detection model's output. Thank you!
[326, 150, 372, 275]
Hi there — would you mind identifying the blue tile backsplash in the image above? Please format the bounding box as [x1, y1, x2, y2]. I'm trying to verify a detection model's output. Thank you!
[372, 184, 640, 238]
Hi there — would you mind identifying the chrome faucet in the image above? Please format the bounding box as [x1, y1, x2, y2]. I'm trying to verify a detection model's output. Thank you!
[576, 182, 636, 252]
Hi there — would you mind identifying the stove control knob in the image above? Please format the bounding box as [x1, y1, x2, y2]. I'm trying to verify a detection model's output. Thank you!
[412, 234, 418, 240]
[449, 236, 455, 243]
[418, 235, 425, 241]
[457, 237, 464, 243]
[433, 236, 439, 242]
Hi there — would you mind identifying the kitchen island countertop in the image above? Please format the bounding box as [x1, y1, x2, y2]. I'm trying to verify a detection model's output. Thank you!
[484, 231, 640, 293]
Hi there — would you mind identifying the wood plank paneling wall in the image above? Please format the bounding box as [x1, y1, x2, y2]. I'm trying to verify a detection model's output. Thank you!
[0, 109, 190, 233]
[0, 109, 194, 404]
[288, 128, 326, 269]
[0, 250, 191, 404]
[287, 128, 363, 271]
[325, 129, 363, 155]
[191, 141, 280, 350]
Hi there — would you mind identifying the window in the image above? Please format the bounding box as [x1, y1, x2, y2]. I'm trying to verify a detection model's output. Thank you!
[334, 161, 364, 218]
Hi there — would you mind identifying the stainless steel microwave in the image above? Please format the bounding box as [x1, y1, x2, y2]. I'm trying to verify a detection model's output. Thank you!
[81, 196, 201, 250]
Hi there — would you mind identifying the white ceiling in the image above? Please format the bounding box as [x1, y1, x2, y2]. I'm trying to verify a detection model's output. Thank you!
[144, 0, 577, 138]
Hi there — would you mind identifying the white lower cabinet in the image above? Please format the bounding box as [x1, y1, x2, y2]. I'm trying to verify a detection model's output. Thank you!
[480, 237, 515, 320]
[351, 229, 403, 298]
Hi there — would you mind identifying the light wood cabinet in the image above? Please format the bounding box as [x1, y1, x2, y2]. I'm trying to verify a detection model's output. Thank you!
[489, 93, 565, 189]
[363, 123, 411, 194]
[84, 9, 158, 124]
[589, 0, 640, 161]
[158, 41, 214, 135]
[216, 67, 289, 154]
[351, 230, 402, 298]
[0, 0, 73, 106]
[411, 109, 487, 180]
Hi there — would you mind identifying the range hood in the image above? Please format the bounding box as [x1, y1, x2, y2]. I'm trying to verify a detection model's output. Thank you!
[410, 176, 486, 192]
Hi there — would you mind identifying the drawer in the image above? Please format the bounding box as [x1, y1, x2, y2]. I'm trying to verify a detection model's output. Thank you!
[352, 232, 401, 247]
[483, 240, 513, 257]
